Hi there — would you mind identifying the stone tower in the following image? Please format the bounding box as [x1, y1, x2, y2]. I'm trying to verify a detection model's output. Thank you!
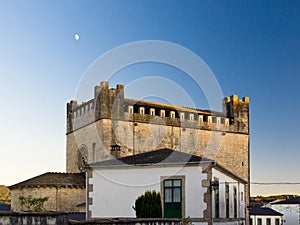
[66, 81, 250, 221]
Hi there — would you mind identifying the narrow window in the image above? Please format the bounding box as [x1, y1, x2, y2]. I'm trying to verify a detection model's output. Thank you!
[189, 114, 194, 120]
[180, 113, 185, 120]
[160, 110, 165, 117]
[220, 118, 225, 124]
[214, 183, 219, 218]
[198, 115, 203, 123]
[275, 218, 280, 225]
[257, 218, 262, 225]
[266, 218, 271, 225]
[234, 187, 237, 218]
[128, 106, 133, 114]
[225, 183, 229, 218]
[250, 218, 253, 225]
[92, 143, 96, 163]
[212, 117, 217, 123]
[170, 111, 175, 118]
[78, 145, 88, 172]
[139, 107, 145, 114]
[150, 108, 155, 116]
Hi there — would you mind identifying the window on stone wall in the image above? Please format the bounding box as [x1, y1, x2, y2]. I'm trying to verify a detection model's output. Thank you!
[266, 218, 271, 225]
[189, 114, 194, 120]
[180, 113, 185, 120]
[92, 143, 96, 163]
[150, 108, 155, 116]
[139, 107, 145, 114]
[250, 218, 253, 225]
[128, 106, 133, 114]
[170, 111, 175, 118]
[78, 145, 88, 172]
[275, 218, 280, 225]
[212, 117, 217, 123]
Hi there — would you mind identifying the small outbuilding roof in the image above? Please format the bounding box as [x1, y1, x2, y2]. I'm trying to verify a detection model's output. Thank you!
[90, 148, 212, 167]
[271, 196, 300, 205]
[250, 207, 283, 216]
[9, 172, 85, 189]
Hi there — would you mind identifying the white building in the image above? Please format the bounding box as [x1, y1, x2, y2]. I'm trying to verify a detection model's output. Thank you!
[250, 207, 283, 225]
[271, 197, 300, 225]
[86, 148, 246, 225]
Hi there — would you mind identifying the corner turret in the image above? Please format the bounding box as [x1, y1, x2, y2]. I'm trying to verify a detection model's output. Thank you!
[223, 95, 249, 133]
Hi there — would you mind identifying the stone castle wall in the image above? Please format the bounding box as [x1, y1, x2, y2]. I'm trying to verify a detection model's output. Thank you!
[66, 82, 249, 181]
[67, 119, 249, 180]
[11, 187, 85, 212]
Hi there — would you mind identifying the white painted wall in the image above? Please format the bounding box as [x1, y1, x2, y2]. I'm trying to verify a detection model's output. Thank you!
[250, 215, 282, 225]
[89, 165, 207, 218]
[271, 204, 300, 225]
[212, 168, 245, 219]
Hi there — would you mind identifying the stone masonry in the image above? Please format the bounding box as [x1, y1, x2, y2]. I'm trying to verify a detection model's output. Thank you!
[66, 82, 249, 179]
[11, 187, 85, 212]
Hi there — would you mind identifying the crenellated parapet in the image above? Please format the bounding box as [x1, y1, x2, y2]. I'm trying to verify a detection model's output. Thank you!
[67, 82, 249, 134]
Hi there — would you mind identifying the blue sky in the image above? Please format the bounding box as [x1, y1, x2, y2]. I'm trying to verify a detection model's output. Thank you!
[0, 0, 299, 196]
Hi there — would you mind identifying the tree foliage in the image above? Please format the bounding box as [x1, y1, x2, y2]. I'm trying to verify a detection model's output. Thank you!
[19, 195, 49, 211]
[133, 190, 162, 218]
[0, 185, 11, 202]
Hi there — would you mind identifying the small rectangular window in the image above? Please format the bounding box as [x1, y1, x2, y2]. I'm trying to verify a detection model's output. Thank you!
[189, 114, 194, 120]
[275, 218, 280, 225]
[150, 108, 155, 116]
[128, 106, 133, 114]
[139, 107, 145, 114]
[180, 112, 185, 120]
[170, 111, 175, 118]
[266, 218, 271, 225]
[257, 218, 262, 225]
[212, 117, 217, 123]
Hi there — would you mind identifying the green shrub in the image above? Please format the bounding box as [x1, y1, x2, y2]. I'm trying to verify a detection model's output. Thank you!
[133, 190, 162, 218]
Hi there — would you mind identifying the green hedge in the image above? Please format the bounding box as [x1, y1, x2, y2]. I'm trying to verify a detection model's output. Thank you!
[133, 190, 162, 218]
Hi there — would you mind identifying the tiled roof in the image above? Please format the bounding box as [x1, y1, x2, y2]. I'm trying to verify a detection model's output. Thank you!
[250, 207, 283, 216]
[9, 172, 85, 189]
[271, 196, 300, 205]
[90, 148, 213, 167]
